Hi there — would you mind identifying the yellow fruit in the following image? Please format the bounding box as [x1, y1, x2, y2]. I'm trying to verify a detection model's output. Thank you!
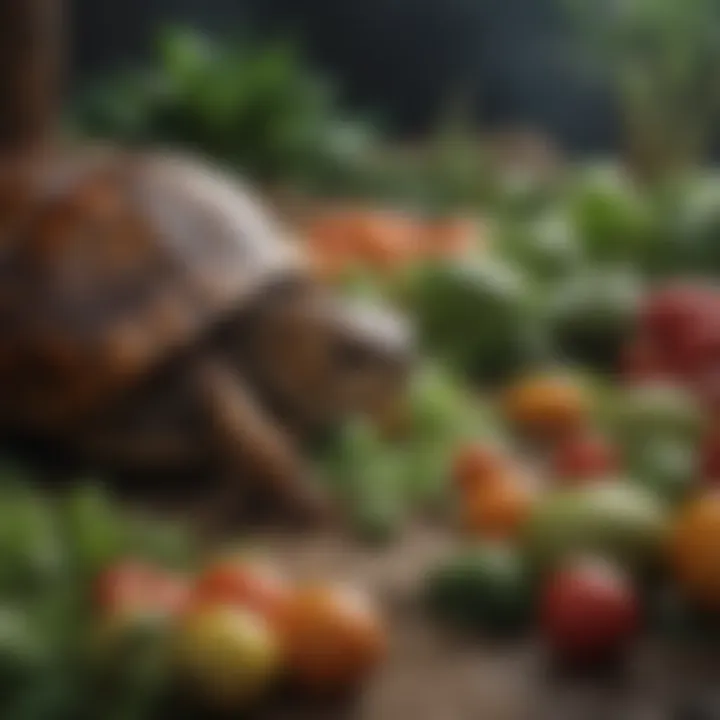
[174, 606, 281, 708]
[669, 492, 720, 609]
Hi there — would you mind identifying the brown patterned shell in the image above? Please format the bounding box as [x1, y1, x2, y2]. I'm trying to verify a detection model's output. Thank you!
[0, 150, 307, 433]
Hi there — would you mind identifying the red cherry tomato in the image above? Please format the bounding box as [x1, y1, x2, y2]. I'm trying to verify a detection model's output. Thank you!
[540, 558, 639, 663]
[94, 560, 190, 616]
[192, 557, 292, 627]
[551, 431, 620, 483]
[639, 285, 720, 379]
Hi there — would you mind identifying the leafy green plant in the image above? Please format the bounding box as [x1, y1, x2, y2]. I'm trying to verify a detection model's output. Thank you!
[564, 0, 720, 182]
[75, 27, 378, 186]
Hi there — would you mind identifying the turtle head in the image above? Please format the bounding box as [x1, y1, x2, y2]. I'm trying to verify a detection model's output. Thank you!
[246, 284, 413, 431]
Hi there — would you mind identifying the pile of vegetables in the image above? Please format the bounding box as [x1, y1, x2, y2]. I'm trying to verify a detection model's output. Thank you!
[315, 258, 720, 669]
[0, 474, 386, 718]
[305, 207, 481, 280]
[421, 363, 720, 666]
[36, 0, 720, 704]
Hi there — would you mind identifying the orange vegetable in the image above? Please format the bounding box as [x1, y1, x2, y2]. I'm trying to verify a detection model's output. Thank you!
[280, 584, 387, 693]
[421, 217, 479, 259]
[452, 442, 516, 494]
[669, 492, 720, 609]
[503, 373, 591, 439]
[462, 471, 536, 539]
[191, 556, 292, 629]
[306, 207, 485, 276]
[352, 211, 416, 270]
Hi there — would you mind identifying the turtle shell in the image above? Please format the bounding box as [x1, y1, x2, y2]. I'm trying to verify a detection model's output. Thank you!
[0, 149, 307, 432]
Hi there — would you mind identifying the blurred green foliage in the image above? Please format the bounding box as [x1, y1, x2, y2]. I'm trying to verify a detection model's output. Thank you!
[73, 27, 508, 208]
[75, 27, 378, 186]
[0, 470, 199, 720]
[564, 0, 720, 181]
[318, 363, 500, 543]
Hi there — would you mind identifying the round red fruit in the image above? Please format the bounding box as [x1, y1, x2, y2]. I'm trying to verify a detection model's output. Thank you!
[551, 431, 619, 483]
[640, 285, 707, 346]
[540, 558, 639, 663]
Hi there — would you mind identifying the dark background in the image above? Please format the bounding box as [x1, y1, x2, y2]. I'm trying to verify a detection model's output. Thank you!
[70, 0, 614, 152]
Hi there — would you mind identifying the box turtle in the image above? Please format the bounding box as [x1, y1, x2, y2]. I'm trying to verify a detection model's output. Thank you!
[0, 1, 412, 524]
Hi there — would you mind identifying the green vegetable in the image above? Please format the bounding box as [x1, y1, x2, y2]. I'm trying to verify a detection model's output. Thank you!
[524, 481, 668, 572]
[425, 543, 532, 637]
[568, 163, 657, 265]
[0, 487, 65, 596]
[629, 438, 698, 506]
[501, 211, 582, 284]
[402, 439, 453, 513]
[407, 363, 498, 441]
[0, 464, 197, 720]
[604, 382, 705, 448]
[0, 607, 50, 690]
[324, 420, 407, 545]
[62, 483, 129, 580]
[662, 173, 720, 276]
[411, 257, 546, 382]
[547, 266, 642, 372]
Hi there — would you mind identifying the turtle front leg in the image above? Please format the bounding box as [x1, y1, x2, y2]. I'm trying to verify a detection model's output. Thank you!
[195, 355, 334, 528]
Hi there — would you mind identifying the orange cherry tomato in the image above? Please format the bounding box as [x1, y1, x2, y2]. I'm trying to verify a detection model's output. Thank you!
[192, 556, 293, 628]
[669, 492, 720, 609]
[503, 373, 591, 440]
[462, 471, 536, 540]
[280, 584, 387, 693]
[452, 442, 516, 494]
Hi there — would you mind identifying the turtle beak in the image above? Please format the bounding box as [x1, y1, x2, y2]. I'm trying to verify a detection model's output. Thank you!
[337, 299, 414, 372]
[329, 299, 415, 415]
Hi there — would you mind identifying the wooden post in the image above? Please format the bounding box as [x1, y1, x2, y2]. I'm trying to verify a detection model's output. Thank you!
[0, 0, 62, 153]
